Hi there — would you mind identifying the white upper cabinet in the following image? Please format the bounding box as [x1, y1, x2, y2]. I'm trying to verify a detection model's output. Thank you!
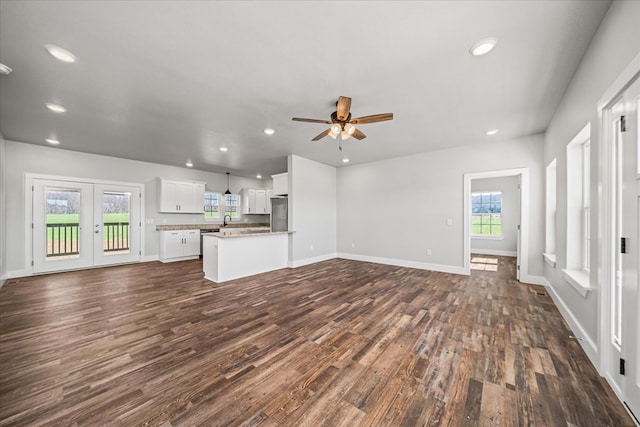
[271, 173, 288, 196]
[241, 187, 270, 214]
[158, 178, 205, 213]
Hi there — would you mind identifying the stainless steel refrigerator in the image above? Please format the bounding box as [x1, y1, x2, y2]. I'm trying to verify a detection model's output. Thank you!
[270, 197, 288, 232]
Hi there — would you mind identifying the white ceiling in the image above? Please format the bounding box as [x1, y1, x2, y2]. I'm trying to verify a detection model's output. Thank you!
[0, 1, 610, 178]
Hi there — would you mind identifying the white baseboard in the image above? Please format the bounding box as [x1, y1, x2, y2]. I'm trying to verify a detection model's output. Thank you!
[337, 253, 467, 275]
[519, 274, 547, 286]
[471, 249, 517, 257]
[141, 255, 159, 263]
[543, 277, 599, 366]
[289, 253, 337, 268]
[7, 269, 30, 279]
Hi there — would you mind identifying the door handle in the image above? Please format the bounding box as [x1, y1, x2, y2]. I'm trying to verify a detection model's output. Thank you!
[95, 230, 99, 234]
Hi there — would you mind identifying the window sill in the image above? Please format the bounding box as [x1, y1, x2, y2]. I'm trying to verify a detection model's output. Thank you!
[543, 253, 557, 268]
[471, 235, 504, 241]
[561, 268, 592, 298]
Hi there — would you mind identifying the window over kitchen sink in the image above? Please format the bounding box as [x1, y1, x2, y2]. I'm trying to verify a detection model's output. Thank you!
[204, 192, 241, 221]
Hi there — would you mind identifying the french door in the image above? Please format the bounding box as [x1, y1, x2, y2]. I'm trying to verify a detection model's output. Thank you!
[32, 178, 141, 273]
[610, 75, 640, 419]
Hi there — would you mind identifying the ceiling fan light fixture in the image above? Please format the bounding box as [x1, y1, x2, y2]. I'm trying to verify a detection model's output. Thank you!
[341, 130, 351, 140]
[330, 124, 341, 135]
[328, 131, 337, 140]
[344, 123, 356, 135]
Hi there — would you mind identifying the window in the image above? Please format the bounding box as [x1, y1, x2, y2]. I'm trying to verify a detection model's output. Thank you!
[224, 194, 240, 218]
[565, 123, 591, 274]
[582, 140, 590, 272]
[545, 158, 557, 262]
[204, 192, 221, 219]
[471, 191, 502, 236]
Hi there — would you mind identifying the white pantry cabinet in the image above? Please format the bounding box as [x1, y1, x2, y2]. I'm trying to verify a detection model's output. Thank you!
[158, 178, 205, 213]
[241, 188, 271, 214]
[159, 229, 200, 262]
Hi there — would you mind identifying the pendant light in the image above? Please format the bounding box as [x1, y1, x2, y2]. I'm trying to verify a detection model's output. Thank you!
[225, 172, 231, 195]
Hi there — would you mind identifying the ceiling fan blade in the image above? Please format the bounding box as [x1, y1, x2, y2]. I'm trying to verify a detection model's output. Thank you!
[336, 96, 352, 121]
[352, 129, 367, 140]
[311, 129, 331, 141]
[350, 113, 393, 124]
[292, 117, 332, 124]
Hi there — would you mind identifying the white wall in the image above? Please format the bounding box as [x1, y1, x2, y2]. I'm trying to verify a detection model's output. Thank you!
[4, 140, 269, 276]
[337, 134, 544, 276]
[543, 0, 640, 358]
[288, 155, 336, 266]
[471, 176, 519, 256]
[0, 133, 6, 286]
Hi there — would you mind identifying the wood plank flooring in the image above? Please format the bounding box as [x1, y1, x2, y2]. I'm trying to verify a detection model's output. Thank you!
[0, 257, 633, 426]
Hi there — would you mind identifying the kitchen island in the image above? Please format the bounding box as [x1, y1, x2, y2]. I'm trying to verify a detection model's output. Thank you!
[202, 230, 291, 283]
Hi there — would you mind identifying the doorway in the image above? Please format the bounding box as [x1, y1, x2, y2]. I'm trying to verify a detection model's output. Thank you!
[463, 168, 529, 281]
[29, 176, 143, 274]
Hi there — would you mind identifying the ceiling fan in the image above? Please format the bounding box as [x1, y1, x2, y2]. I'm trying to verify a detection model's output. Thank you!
[292, 96, 393, 142]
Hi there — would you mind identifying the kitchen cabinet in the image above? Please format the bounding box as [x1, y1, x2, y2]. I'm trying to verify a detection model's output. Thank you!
[159, 229, 200, 262]
[241, 188, 270, 214]
[158, 178, 205, 213]
[271, 173, 288, 196]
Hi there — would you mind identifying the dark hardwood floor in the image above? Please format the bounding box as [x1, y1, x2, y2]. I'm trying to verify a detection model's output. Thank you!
[0, 257, 633, 426]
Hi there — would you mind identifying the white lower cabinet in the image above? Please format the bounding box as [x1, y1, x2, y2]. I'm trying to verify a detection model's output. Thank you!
[159, 229, 200, 262]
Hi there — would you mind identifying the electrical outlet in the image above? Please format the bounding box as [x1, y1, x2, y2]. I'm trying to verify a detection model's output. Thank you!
[446, 218, 453, 226]
[146, 218, 154, 225]
[427, 249, 432, 256]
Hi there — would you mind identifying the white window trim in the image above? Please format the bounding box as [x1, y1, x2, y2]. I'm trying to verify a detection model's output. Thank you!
[471, 234, 504, 240]
[543, 252, 557, 268]
[561, 268, 592, 298]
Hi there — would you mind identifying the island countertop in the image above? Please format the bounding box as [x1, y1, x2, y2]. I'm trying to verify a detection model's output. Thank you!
[203, 230, 293, 238]
[155, 223, 269, 231]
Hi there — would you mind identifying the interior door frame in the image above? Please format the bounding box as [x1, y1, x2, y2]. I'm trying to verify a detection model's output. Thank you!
[597, 52, 640, 409]
[25, 173, 145, 274]
[463, 167, 529, 280]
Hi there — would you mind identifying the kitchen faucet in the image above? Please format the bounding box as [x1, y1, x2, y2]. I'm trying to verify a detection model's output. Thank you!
[223, 214, 232, 227]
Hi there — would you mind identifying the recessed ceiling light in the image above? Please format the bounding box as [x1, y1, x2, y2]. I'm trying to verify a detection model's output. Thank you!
[45, 102, 67, 113]
[256, 174, 262, 179]
[470, 38, 497, 56]
[342, 158, 350, 163]
[0, 63, 12, 75]
[46, 138, 60, 145]
[44, 44, 77, 63]
[485, 129, 499, 135]
[263, 128, 275, 135]
[185, 161, 193, 168]
[219, 146, 228, 152]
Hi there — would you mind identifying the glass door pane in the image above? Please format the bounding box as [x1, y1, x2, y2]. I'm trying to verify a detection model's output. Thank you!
[33, 179, 94, 273]
[45, 189, 81, 259]
[102, 191, 131, 255]
[93, 184, 141, 266]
